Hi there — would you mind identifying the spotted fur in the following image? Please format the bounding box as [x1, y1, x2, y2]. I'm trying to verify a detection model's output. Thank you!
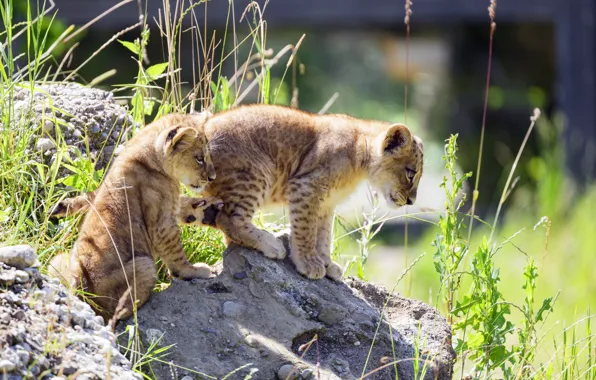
[47, 113, 217, 321]
[198, 105, 424, 281]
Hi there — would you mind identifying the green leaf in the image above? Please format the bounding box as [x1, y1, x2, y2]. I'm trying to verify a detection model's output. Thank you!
[118, 39, 140, 55]
[145, 62, 169, 80]
[0, 207, 11, 224]
[535, 297, 553, 322]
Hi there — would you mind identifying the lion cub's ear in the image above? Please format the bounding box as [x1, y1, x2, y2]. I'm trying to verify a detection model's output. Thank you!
[382, 123, 412, 154]
[161, 125, 198, 155]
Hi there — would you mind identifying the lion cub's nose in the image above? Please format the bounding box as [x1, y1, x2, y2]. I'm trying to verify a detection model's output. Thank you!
[406, 198, 414, 205]
[208, 174, 216, 182]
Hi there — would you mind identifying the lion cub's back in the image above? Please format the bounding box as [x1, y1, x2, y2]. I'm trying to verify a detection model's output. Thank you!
[205, 105, 321, 170]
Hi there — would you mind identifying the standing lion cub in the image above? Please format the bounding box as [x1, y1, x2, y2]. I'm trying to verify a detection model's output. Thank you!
[48, 113, 218, 320]
[53, 105, 424, 283]
[202, 105, 424, 281]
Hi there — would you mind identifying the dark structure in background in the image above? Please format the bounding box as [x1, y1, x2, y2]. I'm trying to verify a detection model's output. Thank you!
[52, 0, 596, 193]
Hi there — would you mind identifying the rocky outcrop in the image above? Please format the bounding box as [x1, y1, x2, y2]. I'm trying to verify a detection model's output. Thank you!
[125, 236, 455, 379]
[10, 83, 133, 174]
[0, 245, 142, 379]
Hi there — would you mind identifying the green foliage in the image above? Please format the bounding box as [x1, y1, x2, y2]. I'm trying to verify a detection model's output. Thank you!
[432, 135, 564, 378]
[58, 156, 104, 193]
[344, 189, 385, 280]
[211, 77, 234, 113]
[117, 29, 157, 124]
[454, 237, 514, 375]
[432, 134, 472, 321]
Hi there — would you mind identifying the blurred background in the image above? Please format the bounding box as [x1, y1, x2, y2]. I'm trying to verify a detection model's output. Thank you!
[14, 0, 596, 364]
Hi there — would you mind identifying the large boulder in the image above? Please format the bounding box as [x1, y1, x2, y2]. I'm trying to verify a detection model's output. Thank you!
[0, 245, 142, 379]
[125, 236, 455, 379]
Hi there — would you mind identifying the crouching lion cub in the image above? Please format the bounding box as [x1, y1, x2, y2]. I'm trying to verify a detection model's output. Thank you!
[47, 113, 220, 321]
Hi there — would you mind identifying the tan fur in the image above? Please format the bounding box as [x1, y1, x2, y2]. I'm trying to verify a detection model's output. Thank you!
[50, 194, 223, 226]
[53, 105, 424, 282]
[200, 105, 424, 281]
[47, 113, 218, 321]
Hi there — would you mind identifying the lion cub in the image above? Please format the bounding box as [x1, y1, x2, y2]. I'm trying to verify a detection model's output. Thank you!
[48, 113, 218, 320]
[200, 105, 424, 281]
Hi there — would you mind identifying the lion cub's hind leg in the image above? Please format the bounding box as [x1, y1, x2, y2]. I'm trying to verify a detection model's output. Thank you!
[94, 255, 157, 321]
[287, 179, 326, 280]
[316, 208, 344, 281]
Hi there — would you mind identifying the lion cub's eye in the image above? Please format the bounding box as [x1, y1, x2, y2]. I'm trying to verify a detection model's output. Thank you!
[195, 156, 204, 165]
[406, 168, 416, 181]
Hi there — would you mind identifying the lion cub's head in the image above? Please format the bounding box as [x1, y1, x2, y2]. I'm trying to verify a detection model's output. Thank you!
[156, 118, 216, 193]
[370, 123, 424, 208]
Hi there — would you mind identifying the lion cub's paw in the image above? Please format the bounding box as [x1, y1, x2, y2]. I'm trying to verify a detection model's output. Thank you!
[175, 263, 213, 280]
[49, 199, 78, 218]
[325, 261, 344, 282]
[292, 253, 326, 280]
[178, 196, 224, 227]
[259, 233, 287, 260]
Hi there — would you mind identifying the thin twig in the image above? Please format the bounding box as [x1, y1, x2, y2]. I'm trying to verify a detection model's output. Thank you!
[64, 0, 134, 43]
[489, 108, 541, 242]
[403, 0, 413, 297]
[318, 93, 339, 114]
[467, 0, 497, 242]
[64, 22, 142, 82]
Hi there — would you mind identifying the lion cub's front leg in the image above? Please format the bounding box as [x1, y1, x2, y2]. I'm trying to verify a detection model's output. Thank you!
[288, 181, 326, 280]
[213, 179, 286, 259]
[153, 218, 212, 280]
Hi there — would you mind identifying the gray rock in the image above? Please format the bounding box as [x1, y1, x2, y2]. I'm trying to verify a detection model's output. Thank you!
[0, 248, 141, 379]
[71, 310, 88, 327]
[0, 245, 37, 269]
[11, 83, 131, 178]
[36, 137, 54, 152]
[301, 368, 314, 379]
[318, 305, 345, 325]
[16, 349, 30, 366]
[14, 270, 29, 283]
[42, 120, 54, 134]
[278, 363, 299, 380]
[2, 291, 22, 305]
[222, 300, 244, 318]
[125, 236, 455, 380]
[0, 360, 16, 372]
[0, 313, 11, 324]
[330, 357, 350, 376]
[0, 270, 16, 286]
[145, 328, 164, 343]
